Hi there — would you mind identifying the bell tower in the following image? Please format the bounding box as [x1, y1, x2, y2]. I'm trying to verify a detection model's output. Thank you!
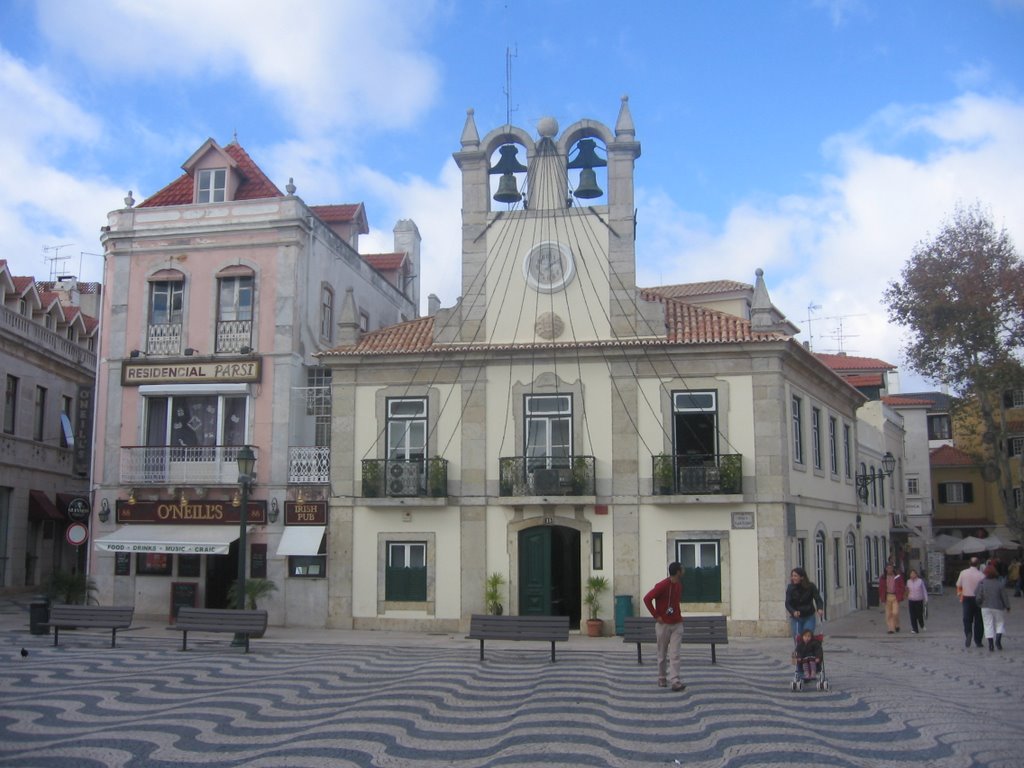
[450, 97, 647, 346]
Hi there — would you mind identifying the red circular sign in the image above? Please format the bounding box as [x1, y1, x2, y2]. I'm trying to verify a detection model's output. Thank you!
[66, 523, 88, 547]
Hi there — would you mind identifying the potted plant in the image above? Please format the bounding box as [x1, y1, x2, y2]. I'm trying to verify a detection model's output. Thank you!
[484, 572, 506, 615]
[584, 575, 609, 637]
[427, 456, 447, 497]
[653, 453, 675, 495]
[227, 577, 278, 610]
[362, 460, 382, 498]
[44, 570, 99, 605]
[719, 454, 742, 494]
[498, 458, 515, 496]
[572, 456, 591, 495]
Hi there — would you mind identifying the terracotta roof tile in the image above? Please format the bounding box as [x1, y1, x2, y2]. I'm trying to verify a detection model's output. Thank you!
[139, 142, 283, 208]
[883, 395, 935, 407]
[815, 353, 896, 371]
[845, 373, 883, 387]
[12, 276, 35, 293]
[640, 280, 751, 299]
[364, 252, 406, 271]
[310, 204, 361, 223]
[324, 294, 787, 357]
[930, 445, 977, 466]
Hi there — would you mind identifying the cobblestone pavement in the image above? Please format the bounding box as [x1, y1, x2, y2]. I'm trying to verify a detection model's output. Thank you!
[0, 590, 1021, 767]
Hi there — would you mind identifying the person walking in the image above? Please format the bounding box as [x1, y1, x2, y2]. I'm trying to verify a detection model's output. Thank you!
[643, 562, 686, 692]
[878, 564, 906, 634]
[1008, 558, 1022, 597]
[956, 557, 986, 648]
[785, 567, 824, 642]
[905, 568, 928, 633]
[976, 564, 1011, 651]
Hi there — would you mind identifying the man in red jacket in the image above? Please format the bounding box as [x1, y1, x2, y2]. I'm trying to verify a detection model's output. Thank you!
[643, 561, 686, 692]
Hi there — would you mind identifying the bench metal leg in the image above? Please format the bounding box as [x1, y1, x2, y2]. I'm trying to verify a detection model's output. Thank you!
[636, 644, 643, 664]
[53, 627, 59, 647]
[711, 643, 716, 664]
[479, 639, 485, 661]
[111, 629, 117, 649]
[550, 641, 556, 663]
[244, 634, 250, 653]
[181, 631, 188, 652]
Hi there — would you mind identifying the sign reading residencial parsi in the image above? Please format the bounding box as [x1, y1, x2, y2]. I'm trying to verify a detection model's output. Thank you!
[121, 358, 261, 385]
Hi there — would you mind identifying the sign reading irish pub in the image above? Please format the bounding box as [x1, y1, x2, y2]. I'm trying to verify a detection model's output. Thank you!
[116, 500, 266, 525]
[121, 359, 261, 386]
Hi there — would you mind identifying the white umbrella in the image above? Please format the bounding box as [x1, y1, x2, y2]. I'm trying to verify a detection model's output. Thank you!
[946, 536, 1003, 555]
[932, 533, 961, 550]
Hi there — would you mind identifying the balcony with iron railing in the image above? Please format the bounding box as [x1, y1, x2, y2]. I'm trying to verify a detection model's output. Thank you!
[361, 458, 448, 499]
[121, 445, 257, 485]
[498, 455, 596, 497]
[146, 322, 182, 355]
[289, 446, 330, 484]
[0, 304, 96, 369]
[651, 453, 742, 495]
[215, 319, 253, 353]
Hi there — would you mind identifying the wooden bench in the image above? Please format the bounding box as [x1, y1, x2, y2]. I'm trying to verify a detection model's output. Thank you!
[168, 607, 268, 653]
[622, 615, 728, 664]
[43, 604, 134, 648]
[468, 614, 570, 662]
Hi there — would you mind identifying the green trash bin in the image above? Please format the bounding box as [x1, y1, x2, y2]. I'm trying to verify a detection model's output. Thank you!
[614, 594, 633, 635]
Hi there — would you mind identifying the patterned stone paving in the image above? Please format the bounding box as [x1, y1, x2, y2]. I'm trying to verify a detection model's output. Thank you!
[0, 594, 1021, 767]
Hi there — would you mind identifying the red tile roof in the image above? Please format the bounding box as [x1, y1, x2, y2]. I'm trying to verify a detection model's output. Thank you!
[138, 142, 283, 208]
[364, 252, 406, 271]
[815, 353, 896, 371]
[12, 276, 35, 293]
[883, 395, 935, 407]
[930, 445, 977, 466]
[640, 280, 751, 299]
[844, 373, 883, 388]
[324, 295, 788, 356]
[310, 204, 362, 223]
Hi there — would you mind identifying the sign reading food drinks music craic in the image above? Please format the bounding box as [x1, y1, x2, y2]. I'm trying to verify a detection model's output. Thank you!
[121, 358, 261, 386]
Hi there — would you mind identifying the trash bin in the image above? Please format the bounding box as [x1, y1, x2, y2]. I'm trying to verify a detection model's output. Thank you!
[29, 596, 50, 635]
[614, 594, 633, 635]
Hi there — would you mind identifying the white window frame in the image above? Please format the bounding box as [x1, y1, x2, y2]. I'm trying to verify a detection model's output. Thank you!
[217, 275, 253, 322]
[320, 286, 334, 341]
[197, 168, 227, 203]
[150, 281, 183, 325]
[828, 416, 838, 475]
[907, 476, 920, 495]
[524, 394, 572, 468]
[386, 397, 427, 462]
[811, 406, 822, 470]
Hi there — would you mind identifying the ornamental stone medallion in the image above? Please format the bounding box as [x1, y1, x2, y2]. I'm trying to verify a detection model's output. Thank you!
[535, 312, 565, 340]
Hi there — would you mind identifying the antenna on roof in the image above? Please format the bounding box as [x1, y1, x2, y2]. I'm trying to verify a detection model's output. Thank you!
[43, 243, 75, 281]
[232, 128, 238, 144]
[804, 302, 822, 351]
[504, 45, 518, 126]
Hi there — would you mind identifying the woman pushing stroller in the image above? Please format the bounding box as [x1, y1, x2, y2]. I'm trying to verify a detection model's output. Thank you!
[785, 567, 824, 641]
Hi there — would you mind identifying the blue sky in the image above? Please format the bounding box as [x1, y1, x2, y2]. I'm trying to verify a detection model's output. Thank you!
[2, 0, 1023, 392]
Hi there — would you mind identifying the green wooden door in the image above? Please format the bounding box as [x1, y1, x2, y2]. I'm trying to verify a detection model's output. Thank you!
[519, 527, 552, 615]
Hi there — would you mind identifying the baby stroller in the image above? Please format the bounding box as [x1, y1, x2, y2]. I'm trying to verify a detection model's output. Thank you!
[790, 629, 830, 692]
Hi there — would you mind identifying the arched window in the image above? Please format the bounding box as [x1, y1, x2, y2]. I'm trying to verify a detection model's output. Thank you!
[814, 531, 827, 603]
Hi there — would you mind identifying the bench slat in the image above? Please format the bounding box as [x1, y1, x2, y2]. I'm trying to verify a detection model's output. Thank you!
[622, 615, 728, 664]
[168, 607, 268, 653]
[468, 614, 570, 662]
[44, 605, 134, 648]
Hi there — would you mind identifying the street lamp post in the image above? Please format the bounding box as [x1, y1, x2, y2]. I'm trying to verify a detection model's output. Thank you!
[234, 445, 256, 610]
[855, 451, 896, 502]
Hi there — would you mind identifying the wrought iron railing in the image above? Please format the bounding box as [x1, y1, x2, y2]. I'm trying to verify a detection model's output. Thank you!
[120, 445, 257, 485]
[651, 453, 742, 495]
[289, 446, 330, 484]
[215, 319, 252, 353]
[146, 322, 182, 355]
[497, 455, 596, 496]
[361, 458, 448, 498]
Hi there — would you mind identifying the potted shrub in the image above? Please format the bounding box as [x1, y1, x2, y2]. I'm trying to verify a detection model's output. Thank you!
[362, 460, 382, 498]
[498, 458, 515, 496]
[584, 575, 609, 637]
[653, 453, 675, 495]
[427, 456, 447, 497]
[44, 570, 98, 605]
[719, 454, 742, 494]
[572, 456, 591, 495]
[227, 577, 278, 610]
[484, 572, 506, 615]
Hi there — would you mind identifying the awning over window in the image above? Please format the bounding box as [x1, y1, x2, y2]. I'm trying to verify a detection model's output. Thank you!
[28, 490, 64, 523]
[276, 526, 326, 557]
[94, 526, 239, 555]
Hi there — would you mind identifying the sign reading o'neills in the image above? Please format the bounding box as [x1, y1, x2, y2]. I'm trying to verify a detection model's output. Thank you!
[121, 359, 261, 386]
[116, 499, 266, 525]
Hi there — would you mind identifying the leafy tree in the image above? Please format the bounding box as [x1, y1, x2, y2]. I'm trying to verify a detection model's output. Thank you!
[883, 203, 1024, 537]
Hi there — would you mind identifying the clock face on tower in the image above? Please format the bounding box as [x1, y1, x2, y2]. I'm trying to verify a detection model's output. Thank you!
[523, 242, 575, 293]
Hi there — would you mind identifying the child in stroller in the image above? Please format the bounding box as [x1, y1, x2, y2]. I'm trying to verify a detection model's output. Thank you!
[791, 627, 829, 691]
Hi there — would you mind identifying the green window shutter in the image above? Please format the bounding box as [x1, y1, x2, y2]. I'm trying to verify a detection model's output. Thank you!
[682, 566, 721, 603]
[385, 566, 427, 601]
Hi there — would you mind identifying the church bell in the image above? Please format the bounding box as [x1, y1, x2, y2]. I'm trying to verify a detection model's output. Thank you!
[490, 144, 527, 204]
[567, 138, 606, 200]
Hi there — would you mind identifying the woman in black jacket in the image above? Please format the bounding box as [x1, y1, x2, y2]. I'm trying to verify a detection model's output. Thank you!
[785, 567, 824, 642]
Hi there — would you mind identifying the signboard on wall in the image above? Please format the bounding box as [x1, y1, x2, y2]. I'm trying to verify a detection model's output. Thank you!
[284, 501, 327, 525]
[116, 499, 266, 525]
[121, 359, 261, 386]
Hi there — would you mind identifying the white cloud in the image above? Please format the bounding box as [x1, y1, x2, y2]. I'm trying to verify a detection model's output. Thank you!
[0, 48, 121, 281]
[636, 92, 1024, 392]
[34, 0, 442, 136]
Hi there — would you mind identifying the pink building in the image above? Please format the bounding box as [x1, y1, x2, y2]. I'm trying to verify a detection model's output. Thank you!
[91, 138, 419, 625]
